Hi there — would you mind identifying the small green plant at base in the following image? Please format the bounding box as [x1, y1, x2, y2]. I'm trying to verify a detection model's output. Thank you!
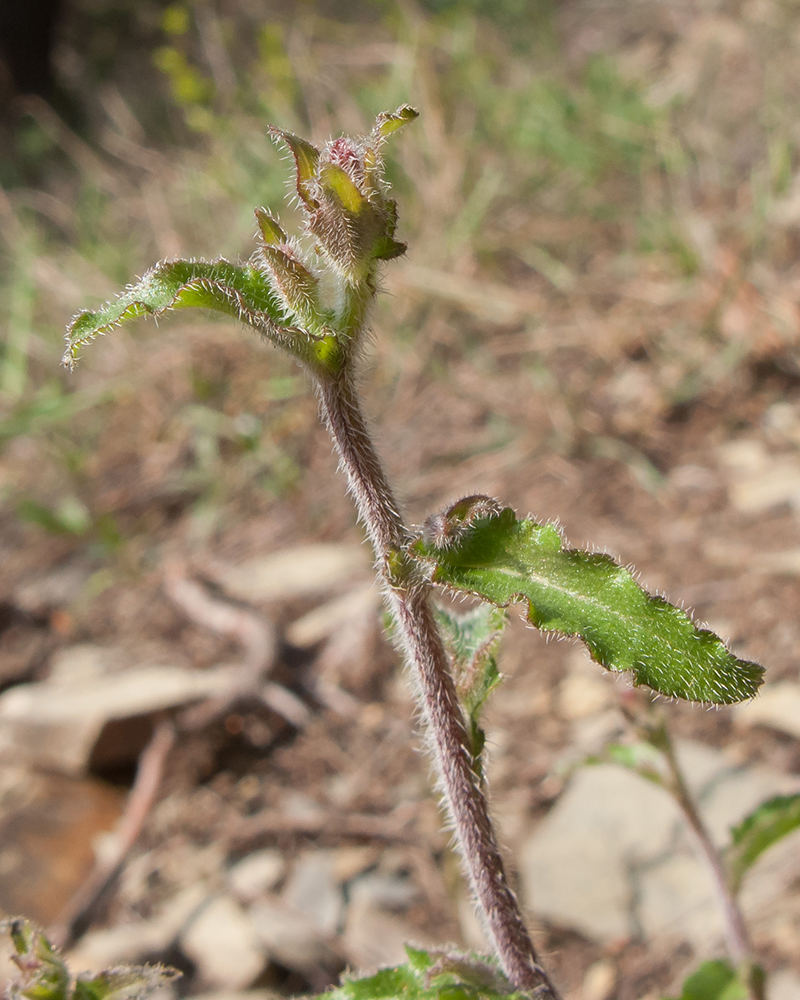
[36, 106, 800, 1000]
[2, 918, 177, 1000]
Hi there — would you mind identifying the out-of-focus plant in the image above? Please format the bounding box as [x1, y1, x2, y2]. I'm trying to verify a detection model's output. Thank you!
[2, 919, 177, 1000]
[53, 107, 791, 1000]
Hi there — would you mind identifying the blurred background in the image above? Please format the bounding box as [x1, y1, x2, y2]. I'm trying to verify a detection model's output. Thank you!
[2, 0, 800, 998]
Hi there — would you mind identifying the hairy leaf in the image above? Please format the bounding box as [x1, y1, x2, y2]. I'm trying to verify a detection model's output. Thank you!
[727, 793, 800, 893]
[62, 259, 319, 369]
[372, 105, 420, 141]
[411, 502, 763, 704]
[318, 946, 524, 1000]
[435, 604, 506, 773]
[72, 969, 179, 1000]
[268, 127, 320, 210]
[665, 961, 750, 1000]
[5, 919, 69, 1000]
[2, 919, 178, 1000]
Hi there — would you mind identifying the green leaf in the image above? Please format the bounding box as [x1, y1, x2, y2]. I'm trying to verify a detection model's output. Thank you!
[665, 960, 748, 1000]
[320, 162, 368, 215]
[254, 207, 287, 245]
[268, 127, 320, 210]
[434, 603, 505, 773]
[63, 258, 308, 369]
[727, 793, 800, 893]
[411, 501, 763, 705]
[17, 497, 93, 536]
[317, 948, 524, 1000]
[2, 919, 178, 1000]
[73, 968, 179, 1000]
[257, 244, 324, 330]
[372, 105, 420, 141]
[4, 919, 69, 1000]
[602, 741, 667, 786]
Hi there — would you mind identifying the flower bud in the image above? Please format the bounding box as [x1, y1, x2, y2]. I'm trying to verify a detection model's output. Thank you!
[254, 207, 321, 330]
[269, 106, 418, 285]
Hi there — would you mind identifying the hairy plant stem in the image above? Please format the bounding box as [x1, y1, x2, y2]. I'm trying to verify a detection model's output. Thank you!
[318, 369, 561, 999]
[659, 731, 763, 1000]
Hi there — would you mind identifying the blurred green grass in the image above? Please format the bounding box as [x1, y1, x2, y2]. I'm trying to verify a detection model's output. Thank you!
[2, 0, 800, 577]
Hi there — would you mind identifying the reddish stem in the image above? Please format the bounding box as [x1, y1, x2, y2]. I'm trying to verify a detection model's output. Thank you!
[318, 371, 560, 998]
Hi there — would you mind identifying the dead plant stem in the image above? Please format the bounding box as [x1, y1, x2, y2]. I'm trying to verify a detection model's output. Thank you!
[317, 370, 561, 999]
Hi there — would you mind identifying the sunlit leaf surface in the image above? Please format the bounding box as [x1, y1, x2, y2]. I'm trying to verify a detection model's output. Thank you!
[412, 505, 763, 705]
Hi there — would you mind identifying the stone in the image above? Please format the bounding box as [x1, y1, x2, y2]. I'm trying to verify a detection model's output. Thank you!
[227, 850, 285, 904]
[457, 889, 490, 953]
[331, 846, 378, 884]
[636, 853, 723, 949]
[557, 653, 615, 720]
[67, 884, 209, 970]
[15, 561, 93, 615]
[48, 644, 120, 684]
[770, 969, 800, 1000]
[249, 898, 338, 972]
[519, 742, 800, 948]
[521, 763, 679, 943]
[212, 545, 370, 604]
[735, 683, 800, 740]
[282, 852, 343, 937]
[342, 873, 424, 971]
[717, 439, 800, 514]
[581, 959, 616, 1000]
[739, 827, 800, 932]
[285, 586, 380, 648]
[180, 894, 266, 990]
[347, 872, 420, 911]
[0, 661, 237, 775]
[0, 768, 124, 927]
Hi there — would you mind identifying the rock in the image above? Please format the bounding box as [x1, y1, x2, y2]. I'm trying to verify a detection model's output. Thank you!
[330, 846, 378, 884]
[180, 894, 266, 990]
[227, 850, 285, 904]
[569, 710, 626, 757]
[282, 852, 344, 937]
[735, 683, 800, 740]
[521, 762, 678, 942]
[15, 562, 94, 615]
[520, 742, 800, 948]
[556, 652, 615, 720]
[581, 959, 616, 1000]
[738, 827, 800, 933]
[48, 644, 120, 683]
[347, 872, 419, 911]
[285, 586, 380, 648]
[67, 884, 209, 970]
[0, 767, 124, 926]
[212, 545, 370, 604]
[0, 661, 237, 775]
[249, 898, 338, 972]
[636, 853, 723, 948]
[717, 439, 800, 514]
[769, 969, 800, 1000]
[342, 873, 423, 971]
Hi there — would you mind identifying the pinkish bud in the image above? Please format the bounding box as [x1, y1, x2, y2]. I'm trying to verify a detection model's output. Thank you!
[269, 106, 418, 285]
